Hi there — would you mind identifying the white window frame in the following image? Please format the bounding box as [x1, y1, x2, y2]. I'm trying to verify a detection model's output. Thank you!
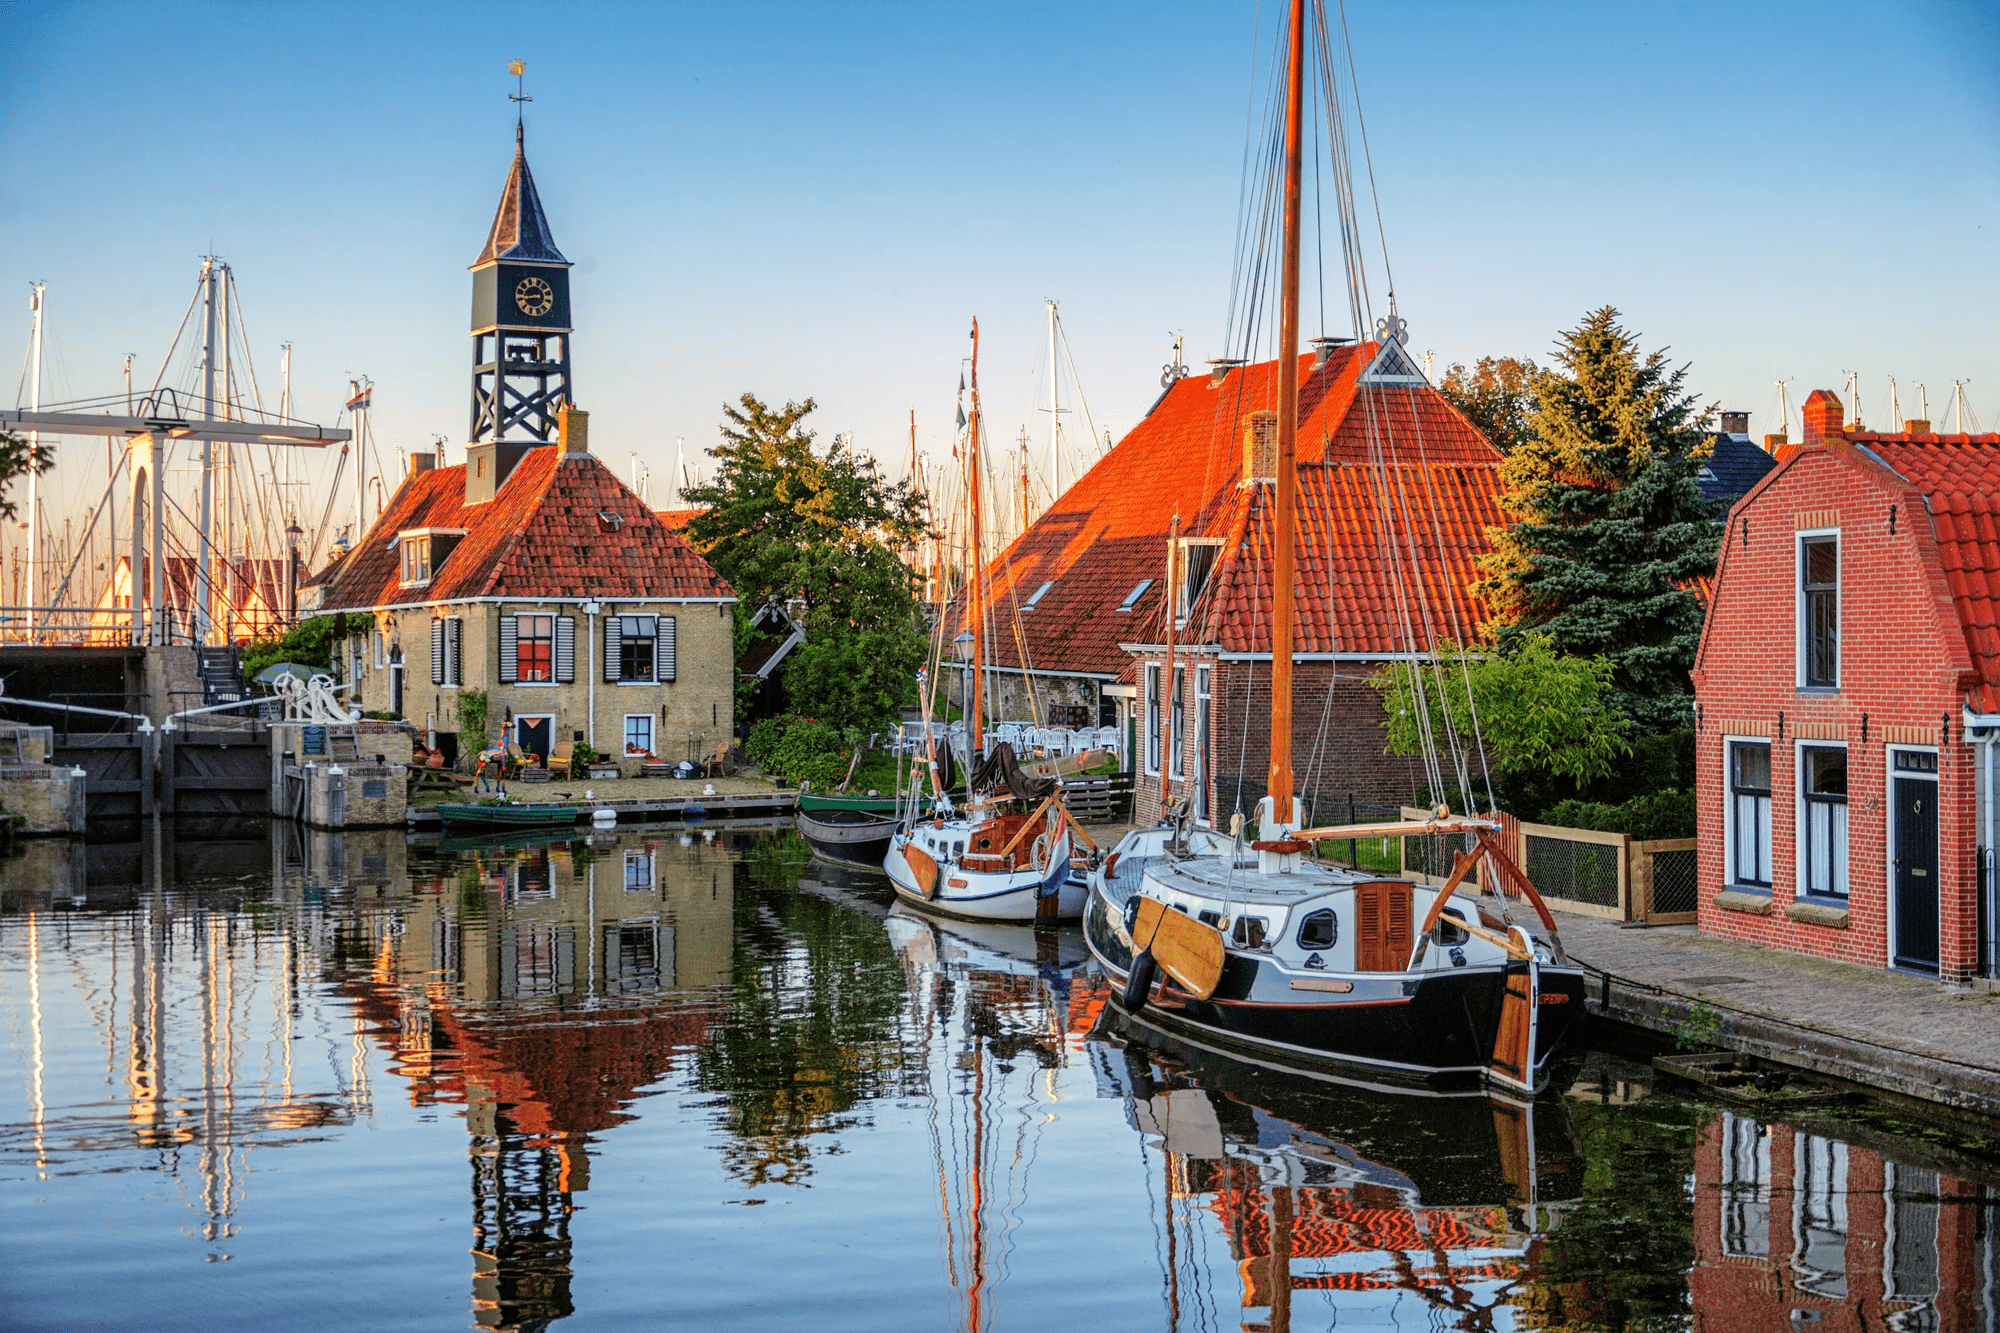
[1723, 736, 1773, 892]
[1168, 664, 1186, 780]
[623, 849, 655, 891]
[1152, 660, 1168, 772]
[1885, 745, 1940, 970]
[1792, 1132, 1849, 1299]
[400, 537, 431, 587]
[1719, 1112, 1771, 1259]
[1796, 528, 1840, 691]
[1796, 739, 1850, 901]
[624, 713, 655, 758]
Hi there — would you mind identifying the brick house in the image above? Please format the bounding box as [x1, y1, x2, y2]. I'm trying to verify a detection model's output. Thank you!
[312, 408, 737, 770]
[1692, 389, 2000, 981]
[974, 339, 1505, 827]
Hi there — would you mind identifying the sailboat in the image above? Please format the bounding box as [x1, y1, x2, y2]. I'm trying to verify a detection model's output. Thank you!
[884, 320, 1090, 922]
[1081, 0, 1587, 1096]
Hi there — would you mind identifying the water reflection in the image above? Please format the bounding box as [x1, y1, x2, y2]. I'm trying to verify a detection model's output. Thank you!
[5, 820, 2000, 1331]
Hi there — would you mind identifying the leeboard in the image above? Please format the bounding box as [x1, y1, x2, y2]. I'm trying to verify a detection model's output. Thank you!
[904, 845, 939, 899]
[1130, 897, 1225, 1000]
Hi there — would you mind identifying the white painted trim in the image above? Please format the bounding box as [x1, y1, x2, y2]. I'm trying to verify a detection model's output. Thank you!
[1884, 744, 1940, 972]
[324, 593, 736, 614]
[1795, 527, 1841, 692]
[1722, 734, 1774, 893]
[1794, 736, 1851, 904]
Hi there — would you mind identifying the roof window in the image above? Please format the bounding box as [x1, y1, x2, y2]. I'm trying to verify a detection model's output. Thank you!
[1116, 579, 1154, 612]
[597, 509, 624, 533]
[1024, 581, 1054, 609]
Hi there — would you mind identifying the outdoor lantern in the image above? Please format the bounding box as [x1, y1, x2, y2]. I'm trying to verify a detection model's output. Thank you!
[952, 630, 974, 664]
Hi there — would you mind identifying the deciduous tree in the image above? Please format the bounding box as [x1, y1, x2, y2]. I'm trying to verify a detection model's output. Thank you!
[1438, 356, 1538, 454]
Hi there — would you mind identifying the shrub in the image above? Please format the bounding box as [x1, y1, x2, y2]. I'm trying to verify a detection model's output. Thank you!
[745, 713, 852, 788]
[1542, 788, 1695, 840]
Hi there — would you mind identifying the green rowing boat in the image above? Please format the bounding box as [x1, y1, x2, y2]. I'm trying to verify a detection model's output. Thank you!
[437, 802, 579, 829]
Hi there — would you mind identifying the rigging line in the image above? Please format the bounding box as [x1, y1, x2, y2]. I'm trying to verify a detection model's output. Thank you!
[1333, 0, 1397, 305]
[1222, 1, 1282, 362]
[143, 279, 204, 403]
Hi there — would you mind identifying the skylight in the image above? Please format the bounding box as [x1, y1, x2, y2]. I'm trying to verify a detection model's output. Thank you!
[1024, 581, 1054, 609]
[1116, 579, 1154, 611]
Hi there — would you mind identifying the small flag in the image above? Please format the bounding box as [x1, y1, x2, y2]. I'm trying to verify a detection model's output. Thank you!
[956, 405, 967, 430]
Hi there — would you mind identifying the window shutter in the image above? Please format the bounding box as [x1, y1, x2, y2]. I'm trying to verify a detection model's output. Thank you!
[556, 616, 576, 683]
[659, 616, 676, 682]
[448, 618, 462, 687]
[499, 615, 518, 683]
[605, 613, 620, 683]
[431, 618, 445, 685]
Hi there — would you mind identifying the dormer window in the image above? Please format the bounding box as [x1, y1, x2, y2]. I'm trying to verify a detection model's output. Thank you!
[597, 509, 624, 533]
[397, 528, 467, 588]
[1177, 539, 1222, 618]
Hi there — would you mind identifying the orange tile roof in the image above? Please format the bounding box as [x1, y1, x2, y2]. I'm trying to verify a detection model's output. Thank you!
[316, 446, 734, 609]
[1849, 430, 2000, 711]
[982, 345, 1503, 673]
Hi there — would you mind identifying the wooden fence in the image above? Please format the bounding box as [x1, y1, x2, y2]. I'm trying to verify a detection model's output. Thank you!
[1390, 804, 1695, 926]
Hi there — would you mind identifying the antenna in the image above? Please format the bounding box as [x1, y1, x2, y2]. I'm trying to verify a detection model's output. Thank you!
[1917, 382, 1930, 425]
[1887, 376, 1900, 431]
[1844, 371, 1864, 431]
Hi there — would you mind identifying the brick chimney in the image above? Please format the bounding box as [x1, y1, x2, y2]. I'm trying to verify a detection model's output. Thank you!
[408, 451, 435, 476]
[1905, 418, 1932, 435]
[1801, 389, 1845, 445]
[1719, 410, 1749, 435]
[560, 404, 590, 456]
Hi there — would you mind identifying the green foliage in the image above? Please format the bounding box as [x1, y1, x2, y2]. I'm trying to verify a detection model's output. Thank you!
[239, 614, 340, 681]
[1543, 787, 1696, 840]
[0, 431, 52, 525]
[684, 394, 930, 730]
[1374, 633, 1631, 787]
[456, 689, 489, 747]
[1475, 307, 1721, 738]
[1438, 355, 1539, 454]
[745, 713, 851, 789]
[1674, 998, 1723, 1051]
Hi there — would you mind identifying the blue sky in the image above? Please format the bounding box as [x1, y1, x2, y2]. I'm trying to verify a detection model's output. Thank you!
[3, 0, 1996, 523]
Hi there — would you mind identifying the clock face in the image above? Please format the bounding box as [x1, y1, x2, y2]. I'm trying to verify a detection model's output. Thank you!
[514, 276, 556, 318]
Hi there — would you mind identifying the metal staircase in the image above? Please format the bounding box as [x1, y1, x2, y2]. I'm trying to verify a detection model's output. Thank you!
[198, 647, 248, 707]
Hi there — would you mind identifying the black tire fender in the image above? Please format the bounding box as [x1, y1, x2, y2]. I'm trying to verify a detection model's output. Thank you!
[1120, 950, 1158, 1011]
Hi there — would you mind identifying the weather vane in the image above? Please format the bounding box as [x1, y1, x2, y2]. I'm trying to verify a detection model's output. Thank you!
[508, 58, 532, 128]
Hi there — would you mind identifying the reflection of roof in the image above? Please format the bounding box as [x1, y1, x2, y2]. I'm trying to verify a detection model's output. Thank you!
[316, 448, 734, 608]
[1696, 433, 1777, 507]
[1211, 1185, 1520, 1261]
[981, 346, 1505, 674]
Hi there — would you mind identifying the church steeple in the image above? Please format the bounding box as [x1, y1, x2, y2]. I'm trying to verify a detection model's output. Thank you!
[467, 107, 574, 472]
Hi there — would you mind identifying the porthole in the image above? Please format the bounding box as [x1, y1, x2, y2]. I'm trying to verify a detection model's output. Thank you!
[1297, 909, 1336, 950]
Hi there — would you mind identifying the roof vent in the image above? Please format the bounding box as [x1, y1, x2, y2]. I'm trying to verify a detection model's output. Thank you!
[1207, 358, 1245, 387]
[1718, 411, 1749, 436]
[1310, 335, 1351, 370]
[1241, 410, 1278, 486]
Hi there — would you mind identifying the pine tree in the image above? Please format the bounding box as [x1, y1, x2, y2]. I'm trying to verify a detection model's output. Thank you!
[683, 394, 931, 729]
[1475, 308, 1720, 739]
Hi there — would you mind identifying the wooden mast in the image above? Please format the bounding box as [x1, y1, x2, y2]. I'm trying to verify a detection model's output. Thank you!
[967, 318, 985, 760]
[1267, 0, 1306, 824]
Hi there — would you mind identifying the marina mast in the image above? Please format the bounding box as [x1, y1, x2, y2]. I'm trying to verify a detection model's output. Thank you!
[1267, 0, 1306, 823]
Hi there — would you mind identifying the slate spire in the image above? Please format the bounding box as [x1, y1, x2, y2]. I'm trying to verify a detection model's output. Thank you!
[474, 125, 567, 267]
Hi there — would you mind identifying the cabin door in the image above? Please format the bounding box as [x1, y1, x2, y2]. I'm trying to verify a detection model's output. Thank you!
[1354, 880, 1414, 972]
[1892, 754, 1939, 973]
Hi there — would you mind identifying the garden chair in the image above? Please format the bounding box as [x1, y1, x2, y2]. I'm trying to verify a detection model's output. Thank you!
[548, 740, 575, 778]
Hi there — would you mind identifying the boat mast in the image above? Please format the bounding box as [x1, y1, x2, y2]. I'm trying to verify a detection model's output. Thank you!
[1267, 0, 1306, 823]
[1160, 512, 1180, 814]
[1046, 299, 1062, 498]
[25, 282, 43, 642]
[196, 258, 218, 646]
[967, 318, 985, 760]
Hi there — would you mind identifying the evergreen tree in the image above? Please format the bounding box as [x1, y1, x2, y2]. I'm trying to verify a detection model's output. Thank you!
[1438, 355, 1539, 454]
[684, 394, 930, 730]
[1475, 307, 1720, 741]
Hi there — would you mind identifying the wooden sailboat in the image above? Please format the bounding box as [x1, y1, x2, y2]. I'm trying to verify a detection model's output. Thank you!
[884, 320, 1091, 922]
[1081, 0, 1587, 1096]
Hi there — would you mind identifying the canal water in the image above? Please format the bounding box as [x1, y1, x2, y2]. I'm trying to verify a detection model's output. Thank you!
[5, 821, 2000, 1331]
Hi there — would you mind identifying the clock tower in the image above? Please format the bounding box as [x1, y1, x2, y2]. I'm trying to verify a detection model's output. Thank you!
[468, 122, 573, 454]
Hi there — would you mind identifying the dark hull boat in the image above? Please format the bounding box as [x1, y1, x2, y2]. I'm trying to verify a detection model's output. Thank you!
[1083, 826, 1589, 1096]
[795, 807, 900, 872]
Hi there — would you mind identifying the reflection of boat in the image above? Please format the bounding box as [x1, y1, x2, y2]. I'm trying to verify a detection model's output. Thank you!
[885, 902, 1090, 977]
[1083, 0, 1586, 1097]
[795, 807, 898, 872]
[437, 802, 578, 830]
[434, 825, 580, 856]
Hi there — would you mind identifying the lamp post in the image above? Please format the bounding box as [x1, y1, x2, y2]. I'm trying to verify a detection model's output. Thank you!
[951, 630, 974, 719]
[285, 523, 305, 623]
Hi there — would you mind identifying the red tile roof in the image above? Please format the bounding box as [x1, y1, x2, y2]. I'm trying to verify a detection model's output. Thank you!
[1849, 431, 2000, 712]
[980, 344, 1504, 673]
[316, 447, 734, 609]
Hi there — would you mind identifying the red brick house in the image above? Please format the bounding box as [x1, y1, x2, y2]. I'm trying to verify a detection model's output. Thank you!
[1693, 389, 2000, 981]
[976, 339, 1505, 827]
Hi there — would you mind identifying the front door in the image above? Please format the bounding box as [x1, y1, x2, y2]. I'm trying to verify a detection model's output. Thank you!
[1893, 763, 1940, 973]
[390, 650, 404, 718]
[516, 715, 553, 764]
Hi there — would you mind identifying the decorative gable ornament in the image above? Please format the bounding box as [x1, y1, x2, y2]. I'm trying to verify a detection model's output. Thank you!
[1357, 317, 1426, 387]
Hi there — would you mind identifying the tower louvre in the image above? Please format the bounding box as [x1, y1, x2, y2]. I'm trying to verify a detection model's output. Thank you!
[468, 123, 573, 450]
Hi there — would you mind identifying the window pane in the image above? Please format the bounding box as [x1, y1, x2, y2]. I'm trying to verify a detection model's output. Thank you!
[1731, 742, 1770, 793]
[1757, 796, 1773, 885]
[1804, 537, 1838, 587]
[1807, 748, 1847, 795]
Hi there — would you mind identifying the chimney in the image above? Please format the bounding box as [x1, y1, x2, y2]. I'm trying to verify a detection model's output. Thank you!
[560, 404, 590, 456]
[1905, 418, 1932, 435]
[408, 451, 436, 476]
[1800, 389, 1845, 446]
[1719, 410, 1749, 436]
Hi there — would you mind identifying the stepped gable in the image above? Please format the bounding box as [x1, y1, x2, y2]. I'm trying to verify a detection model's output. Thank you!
[983, 343, 1503, 673]
[1847, 431, 2000, 711]
[318, 448, 733, 610]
